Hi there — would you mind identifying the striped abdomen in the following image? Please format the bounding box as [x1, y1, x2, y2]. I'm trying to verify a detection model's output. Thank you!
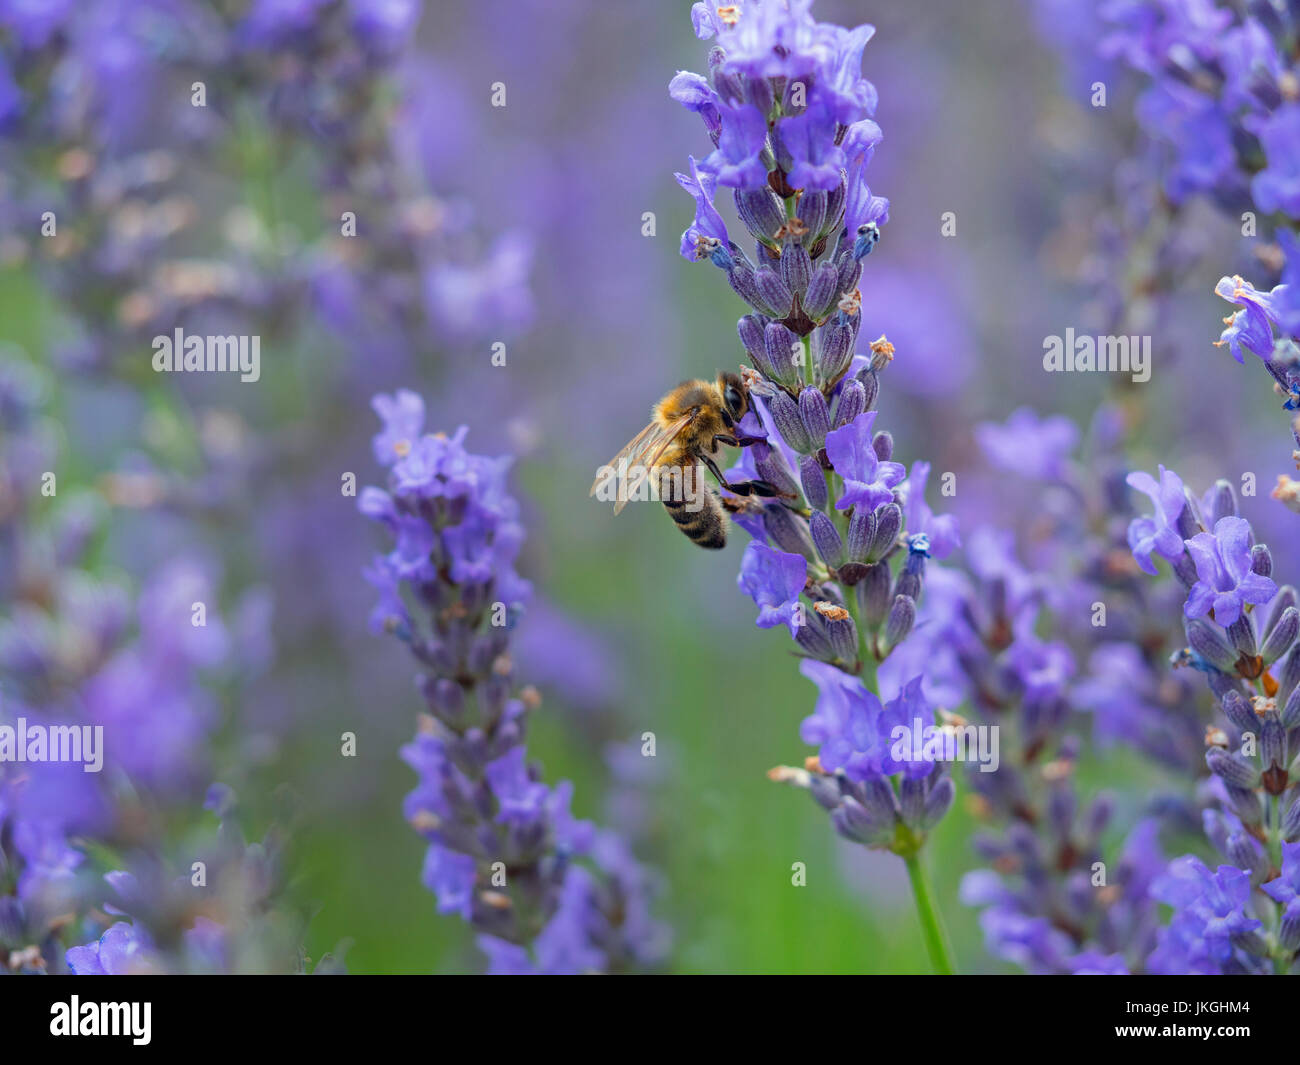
[660, 463, 726, 549]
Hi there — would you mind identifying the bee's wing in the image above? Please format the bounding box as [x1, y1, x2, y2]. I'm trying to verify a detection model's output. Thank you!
[591, 412, 696, 515]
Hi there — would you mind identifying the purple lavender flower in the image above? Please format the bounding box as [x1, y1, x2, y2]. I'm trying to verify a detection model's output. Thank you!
[737, 542, 807, 636]
[1125, 464, 1188, 575]
[1214, 275, 1287, 364]
[1148, 857, 1265, 974]
[362, 397, 664, 972]
[1184, 516, 1277, 626]
[1250, 104, 1300, 218]
[900, 461, 959, 561]
[824, 411, 905, 512]
[974, 407, 1078, 482]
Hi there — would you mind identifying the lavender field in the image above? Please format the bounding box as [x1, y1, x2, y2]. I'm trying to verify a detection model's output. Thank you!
[2, 0, 1299, 983]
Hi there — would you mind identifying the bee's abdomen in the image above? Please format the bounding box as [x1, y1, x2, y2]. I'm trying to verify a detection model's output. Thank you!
[663, 492, 726, 550]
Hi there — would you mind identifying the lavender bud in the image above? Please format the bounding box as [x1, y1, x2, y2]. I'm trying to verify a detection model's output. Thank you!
[899, 776, 926, 829]
[836, 248, 861, 293]
[807, 773, 843, 811]
[1251, 543, 1273, 578]
[1261, 716, 1287, 770]
[799, 190, 829, 238]
[1281, 685, 1300, 730]
[794, 617, 835, 660]
[810, 511, 845, 568]
[831, 796, 892, 847]
[1186, 618, 1240, 674]
[1206, 747, 1261, 789]
[832, 379, 866, 428]
[1206, 479, 1239, 524]
[1280, 645, 1300, 706]
[768, 391, 811, 452]
[1283, 793, 1300, 841]
[735, 188, 786, 244]
[780, 241, 811, 297]
[1168, 551, 1198, 589]
[755, 267, 793, 317]
[728, 259, 772, 314]
[420, 676, 466, 726]
[763, 504, 815, 560]
[868, 503, 902, 562]
[846, 507, 876, 563]
[764, 321, 800, 385]
[862, 777, 901, 824]
[872, 430, 894, 462]
[1221, 690, 1258, 733]
[1261, 606, 1299, 665]
[822, 182, 846, 240]
[800, 453, 828, 509]
[883, 594, 917, 654]
[921, 776, 955, 830]
[812, 319, 854, 387]
[798, 387, 831, 450]
[1175, 487, 1205, 539]
[1267, 585, 1298, 630]
[894, 552, 924, 603]
[1226, 784, 1263, 826]
[802, 262, 840, 320]
[815, 601, 858, 662]
[754, 443, 802, 500]
[1081, 792, 1115, 842]
[1227, 832, 1269, 879]
[1280, 909, 1300, 952]
[738, 314, 772, 373]
[1227, 614, 1258, 658]
[857, 561, 891, 630]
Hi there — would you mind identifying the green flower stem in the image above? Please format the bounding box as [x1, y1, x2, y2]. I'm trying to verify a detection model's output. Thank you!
[903, 850, 956, 975]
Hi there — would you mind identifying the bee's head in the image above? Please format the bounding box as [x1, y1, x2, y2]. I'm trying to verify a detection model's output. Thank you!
[718, 371, 748, 426]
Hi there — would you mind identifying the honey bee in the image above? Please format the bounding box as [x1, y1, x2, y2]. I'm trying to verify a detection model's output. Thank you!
[590, 371, 785, 548]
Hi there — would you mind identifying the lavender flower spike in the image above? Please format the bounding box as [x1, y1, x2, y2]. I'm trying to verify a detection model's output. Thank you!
[361, 399, 665, 973]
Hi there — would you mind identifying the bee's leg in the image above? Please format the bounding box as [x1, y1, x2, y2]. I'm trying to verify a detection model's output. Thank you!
[711, 433, 764, 449]
[724, 479, 787, 498]
[700, 454, 790, 500]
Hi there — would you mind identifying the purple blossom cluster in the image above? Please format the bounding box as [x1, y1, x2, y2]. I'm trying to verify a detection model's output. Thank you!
[1124, 464, 1300, 973]
[670, 0, 960, 969]
[0, 355, 309, 974]
[0, 0, 530, 376]
[361, 391, 667, 974]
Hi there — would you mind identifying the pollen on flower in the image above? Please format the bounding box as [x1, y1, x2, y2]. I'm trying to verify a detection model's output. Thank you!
[1250, 695, 1276, 717]
[775, 217, 809, 241]
[869, 334, 894, 359]
[1205, 725, 1229, 748]
[479, 890, 512, 911]
[492, 653, 512, 676]
[519, 684, 542, 710]
[716, 4, 740, 26]
[813, 601, 848, 621]
[1041, 758, 1072, 782]
[837, 288, 862, 315]
[410, 810, 441, 832]
[768, 764, 813, 787]
[393, 439, 411, 457]
[1273, 474, 1300, 512]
